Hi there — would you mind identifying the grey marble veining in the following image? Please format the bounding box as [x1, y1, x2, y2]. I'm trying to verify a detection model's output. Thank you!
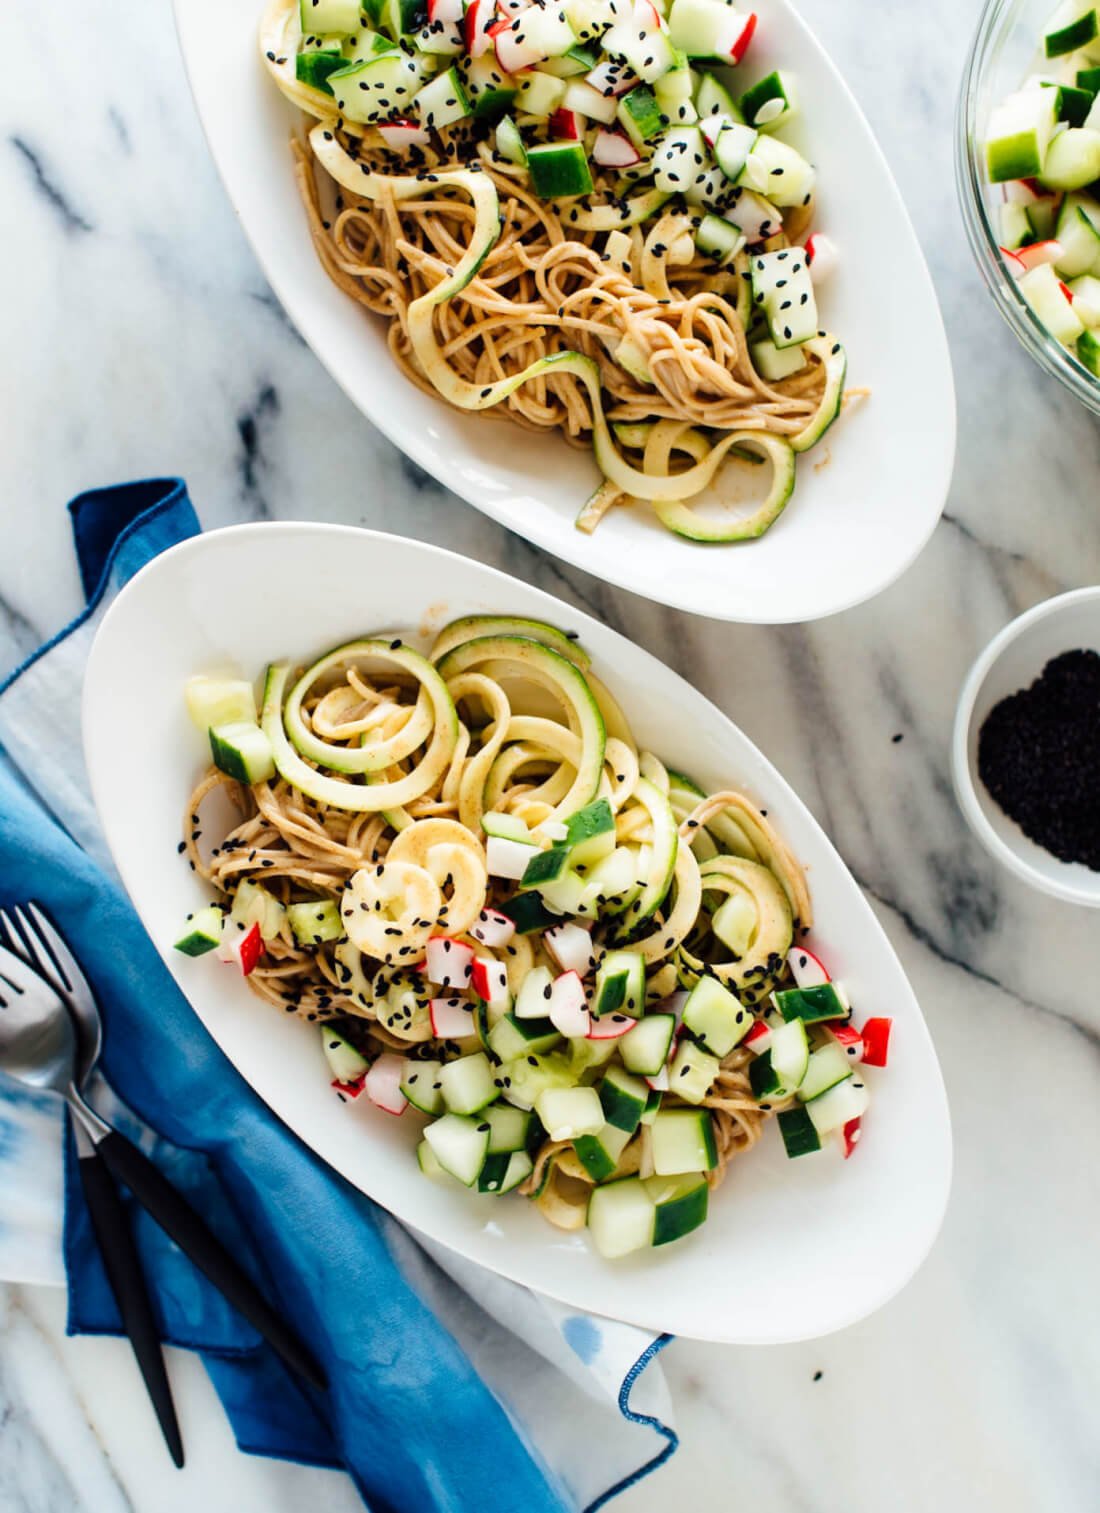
[3, 0, 1100, 1507]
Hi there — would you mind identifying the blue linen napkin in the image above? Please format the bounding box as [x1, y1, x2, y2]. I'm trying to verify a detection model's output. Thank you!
[0, 480, 677, 1512]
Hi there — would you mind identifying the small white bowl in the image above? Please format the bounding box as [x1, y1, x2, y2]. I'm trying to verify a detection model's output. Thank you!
[953, 588, 1100, 908]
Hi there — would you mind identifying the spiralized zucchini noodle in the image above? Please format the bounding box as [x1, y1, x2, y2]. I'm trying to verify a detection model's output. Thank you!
[183, 615, 820, 1234]
[259, 0, 851, 542]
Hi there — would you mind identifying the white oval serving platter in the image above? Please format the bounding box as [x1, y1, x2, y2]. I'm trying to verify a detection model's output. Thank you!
[172, 0, 955, 623]
[83, 522, 951, 1342]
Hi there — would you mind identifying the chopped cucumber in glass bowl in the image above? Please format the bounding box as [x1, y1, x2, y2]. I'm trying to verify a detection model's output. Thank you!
[958, 0, 1100, 412]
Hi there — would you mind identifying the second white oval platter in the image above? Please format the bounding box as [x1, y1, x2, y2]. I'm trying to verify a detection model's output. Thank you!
[173, 0, 955, 624]
[83, 522, 951, 1343]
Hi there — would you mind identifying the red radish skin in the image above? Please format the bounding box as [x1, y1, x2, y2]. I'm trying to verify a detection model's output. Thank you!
[471, 956, 509, 1003]
[646, 1065, 670, 1092]
[743, 1020, 772, 1050]
[465, 0, 495, 56]
[592, 128, 641, 167]
[430, 996, 477, 1038]
[428, 0, 464, 21]
[332, 1075, 366, 1101]
[548, 108, 581, 140]
[730, 11, 757, 61]
[219, 921, 263, 976]
[1014, 240, 1063, 273]
[586, 60, 636, 98]
[425, 936, 474, 989]
[1059, 280, 1075, 304]
[829, 1023, 864, 1062]
[804, 233, 838, 283]
[586, 1013, 637, 1040]
[839, 1117, 861, 1159]
[471, 907, 516, 947]
[365, 1053, 408, 1115]
[859, 1017, 892, 1068]
[787, 945, 830, 988]
[1000, 245, 1026, 275]
[377, 120, 431, 151]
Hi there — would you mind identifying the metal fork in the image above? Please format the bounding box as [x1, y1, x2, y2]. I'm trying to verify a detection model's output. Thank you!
[0, 903, 184, 1464]
[0, 906, 328, 1401]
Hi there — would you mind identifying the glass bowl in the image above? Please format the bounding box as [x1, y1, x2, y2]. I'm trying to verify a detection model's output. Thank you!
[956, 0, 1100, 415]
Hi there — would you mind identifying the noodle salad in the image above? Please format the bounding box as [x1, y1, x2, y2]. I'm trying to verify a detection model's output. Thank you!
[259, 0, 850, 544]
[174, 616, 891, 1259]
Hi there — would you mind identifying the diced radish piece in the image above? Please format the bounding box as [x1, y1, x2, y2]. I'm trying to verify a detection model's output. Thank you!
[465, 0, 496, 55]
[486, 834, 539, 880]
[544, 920, 595, 977]
[218, 921, 263, 976]
[804, 234, 838, 283]
[1014, 240, 1063, 273]
[1060, 279, 1075, 304]
[548, 107, 581, 140]
[332, 1075, 366, 1101]
[430, 996, 477, 1038]
[471, 956, 509, 1004]
[839, 1117, 861, 1158]
[1000, 245, 1027, 275]
[470, 907, 516, 947]
[377, 119, 431, 151]
[645, 1065, 670, 1091]
[365, 1053, 408, 1115]
[494, 6, 573, 71]
[429, 0, 464, 20]
[586, 60, 636, 98]
[743, 1018, 774, 1052]
[787, 945, 830, 988]
[425, 936, 475, 988]
[859, 1017, 892, 1068]
[1020, 175, 1055, 198]
[655, 989, 688, 1025]
[700, 113, 730, 148]
[586, 1012, 637, 1040]
[592, 128, 641, 167]
[730, 10, 756, 61]
[548, 972, 590, 1038]
[828, 1023, 864, 1062]
[633, 0, 661, 24]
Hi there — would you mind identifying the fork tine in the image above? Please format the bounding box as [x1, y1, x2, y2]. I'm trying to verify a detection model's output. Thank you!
[1, 906, 57, 984]
[23, 903, 92, 1009]
[0, 940, 45, 994]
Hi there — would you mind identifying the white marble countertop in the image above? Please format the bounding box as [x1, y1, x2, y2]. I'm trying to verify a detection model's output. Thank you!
[3, 0, 1100, 1508]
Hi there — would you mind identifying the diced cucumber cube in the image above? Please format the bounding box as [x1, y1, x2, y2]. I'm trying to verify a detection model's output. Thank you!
[477, 1148, 534, 1192]
[517, 69, 568, 117]
[400, 1058, 445, 1114]
[484, 1103, 535, 1153]
[287, 899, 345, 947]
[593, 949, 645, 1017]
[1056, 83, 1096, 126]
[1078, 326, 1100, 372]
[488, 1012, 562, 1061]
[751, 337, 807, 381]
[770, 1016, 809, 1089]
[296, 51, 348, 92]
[231, 878, 286, 941]
[985, 85, 1059, 181]
[527, 140, 594, 197]
[1019, 262, 1086, 345]
[772, 983, 850, 1024]
[174, 904, 224, 957]
[300, 0, 360, 34]
[535, 1085, 604, 1141]
[424, 1112, 491, 1185]
[514, 964, 556, 1019]
[185, 675, 257, 731]
[806, 1076, 870, 1136]
[651, 1108, 717, 1175]
[587, 1176, 656, 1258]
[618, 84, 666, 147]
[598, 1065, 650, 1133]
[645, 1171, 708, 1244]
[619, 1013, 676, 1076]
[796, 1043, 852, 1103]
[641, 1087, 663, 1125]
[682, 975, 752, 1056]
[1045, 3, 1099, 57]
[738, 136, 815, 208]
[777, 1105, 821, 1158]
[1068, 272, 1100, 323]
[208, 722, 276, 784]
[573, 1121, 632, 1181]
[329, 53, 422, 123]
[499, 892, 557, 934]
[999, 200, 1033, 251]
[482, 810, 532, 843]
[739, 70, 797, 130]
[652, 125, 708, 196]
[695, 211, 745, 265]
[712, 121, 758, 183]
[668, 1039, 721, 1103]
[417, 1138, 451, 1179]
[655, 57, 697, 125]
[601, 13, 677, 82]
[1040, 126, 1100, 191]
[583, 846, 640, 910]
[415, 64, 471, 128]
[564, 803, 615, 863]
[500, 1050, 578, 1110]
[750, 246, 818, 349]
[520, 846, 571, 891]
[439, 1051, 498, 1114]
[538, 869, 600, 919]
[495, 115, 527, 165]
[694, 72, 738, 120]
